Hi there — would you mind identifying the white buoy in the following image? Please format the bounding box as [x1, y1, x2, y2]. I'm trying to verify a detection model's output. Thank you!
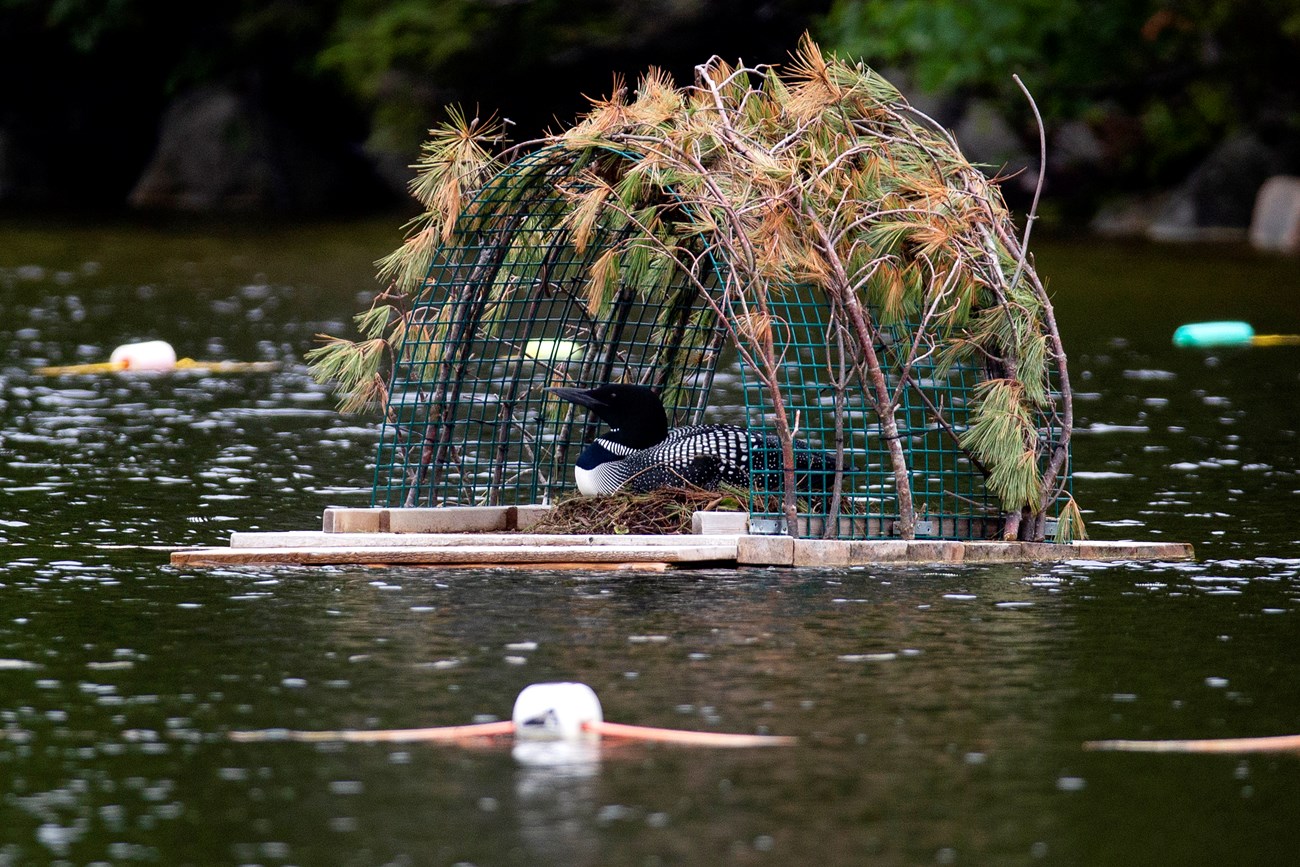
[230, 680, 794, 751]
[523, 338, 583, 363]
[511, 682, 603, 741]
[109, 340, 177, 371]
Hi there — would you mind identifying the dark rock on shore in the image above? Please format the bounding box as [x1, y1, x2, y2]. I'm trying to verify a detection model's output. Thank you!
[1145, 134, 1289, 242]
[128, 86, 394, 214]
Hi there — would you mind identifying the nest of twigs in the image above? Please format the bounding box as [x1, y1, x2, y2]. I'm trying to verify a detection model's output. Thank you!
[528, 486, 745, 535]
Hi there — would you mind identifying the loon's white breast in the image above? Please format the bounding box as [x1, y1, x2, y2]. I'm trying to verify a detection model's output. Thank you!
[574, 464, 603, 496]
[574, 436, 638, 495]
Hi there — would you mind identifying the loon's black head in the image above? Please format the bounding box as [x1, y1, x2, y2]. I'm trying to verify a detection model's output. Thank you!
[549, 384, 669, 449]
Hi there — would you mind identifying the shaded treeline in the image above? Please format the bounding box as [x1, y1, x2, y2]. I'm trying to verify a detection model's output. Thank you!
[0, 0, 367, 208]
[0, 0, 831, 211]
[1, 0, 1296, 220]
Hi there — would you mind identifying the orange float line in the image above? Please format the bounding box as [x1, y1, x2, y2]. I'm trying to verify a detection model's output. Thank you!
[229, 720, 516, 743]
[36, 359, 279, 376]
[586, 720, 796, 747]
[1084, 734, 1300, 754]
[228, 720, 796, 747]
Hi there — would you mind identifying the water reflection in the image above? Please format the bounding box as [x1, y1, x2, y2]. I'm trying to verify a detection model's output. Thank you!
[2, 224, 1299, 863]
[513, 740, 603, 866]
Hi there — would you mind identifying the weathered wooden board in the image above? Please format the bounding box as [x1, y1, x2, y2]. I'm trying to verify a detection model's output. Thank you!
[322, 506, 552, 534]
[172, 533, 1192, 568]
[171, 542, 739, 568]
[168, 507, 1194, 568]
[736, 537, 1194, 566]
[230, 531, 741, 549]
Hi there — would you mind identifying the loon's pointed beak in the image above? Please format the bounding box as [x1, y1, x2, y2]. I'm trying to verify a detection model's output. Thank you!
[549, 386, 608, 414]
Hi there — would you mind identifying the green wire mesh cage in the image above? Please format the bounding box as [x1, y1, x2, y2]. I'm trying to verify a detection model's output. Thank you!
[371, 143, 1070, 539]
[738, 285, 1070, 539]
[373, 146, 727, 510]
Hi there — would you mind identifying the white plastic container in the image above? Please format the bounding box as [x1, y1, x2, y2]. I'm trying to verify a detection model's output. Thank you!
[511, 682, 603, 741]
[110, 340, 177, 371]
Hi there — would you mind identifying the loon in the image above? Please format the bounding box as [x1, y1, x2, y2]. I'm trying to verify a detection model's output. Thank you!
[549, 384, 833, 496]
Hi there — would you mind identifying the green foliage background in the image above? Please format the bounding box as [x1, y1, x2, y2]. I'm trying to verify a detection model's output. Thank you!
[821, 0, 1300, 184]
[2, 0, 1296, 211]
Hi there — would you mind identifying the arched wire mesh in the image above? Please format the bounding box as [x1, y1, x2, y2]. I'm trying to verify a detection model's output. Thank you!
[740, 283, 1069, 539]
[373, 146, 726, 508]
[373, 145, 1071, 538]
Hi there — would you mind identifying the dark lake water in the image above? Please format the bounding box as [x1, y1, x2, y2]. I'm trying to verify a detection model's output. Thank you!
[2, 218, 1298, 865]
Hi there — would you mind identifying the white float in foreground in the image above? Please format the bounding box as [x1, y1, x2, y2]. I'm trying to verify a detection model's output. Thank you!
[512, 682, 603, 741]
[229, 681, 795, 748]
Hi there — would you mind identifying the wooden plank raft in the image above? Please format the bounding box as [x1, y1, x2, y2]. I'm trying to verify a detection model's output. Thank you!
[169, 506, 1194, 569]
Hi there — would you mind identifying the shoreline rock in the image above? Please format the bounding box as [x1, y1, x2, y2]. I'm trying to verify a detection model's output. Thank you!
[128, 85, 392, 214]
[1249, 175, 1300, 254]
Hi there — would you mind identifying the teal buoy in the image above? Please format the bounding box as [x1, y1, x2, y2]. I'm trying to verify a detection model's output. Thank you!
[1173, 321, 1300, 348]
[1173, 321, 1256, 348]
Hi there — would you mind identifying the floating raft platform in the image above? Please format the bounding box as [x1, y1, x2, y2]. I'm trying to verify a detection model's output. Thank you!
[170, 507, 1194, 569]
